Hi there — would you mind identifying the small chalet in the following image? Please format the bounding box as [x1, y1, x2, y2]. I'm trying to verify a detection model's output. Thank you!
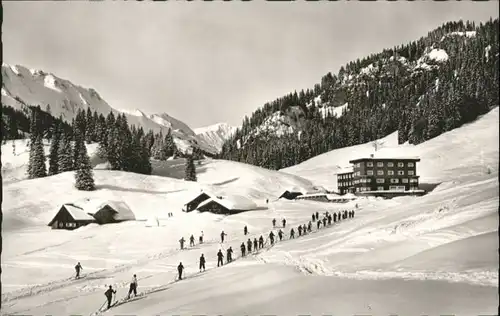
[196, 195, 258, 215]
[47, 199, 136, 230]
[182, 191, 211, 212]
[279, 190, 304, 200]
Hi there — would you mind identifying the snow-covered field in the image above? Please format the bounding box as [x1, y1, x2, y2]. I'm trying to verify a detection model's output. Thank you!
[1, 108, 498, 315]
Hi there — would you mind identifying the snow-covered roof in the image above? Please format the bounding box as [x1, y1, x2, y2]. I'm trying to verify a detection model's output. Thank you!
[197, 194, 257, 211]
[69, 198, 136, 221]
[62, 205, 95, 221]
[337, 166, 354, 174]
[183, 190, 216, 205]
[349, 154, 420, 162]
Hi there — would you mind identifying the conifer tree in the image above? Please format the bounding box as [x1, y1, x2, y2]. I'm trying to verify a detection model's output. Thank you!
[58, 134, 74, 172]
[74, 134, 95, 191]
[27, 108, 38, 178]
[48, 122, 61, 175]
[184, 155, 197, 181]
[32, 135, 47, 178]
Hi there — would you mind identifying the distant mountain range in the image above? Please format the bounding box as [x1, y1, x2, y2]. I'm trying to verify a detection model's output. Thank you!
[1, 63, 236, 154]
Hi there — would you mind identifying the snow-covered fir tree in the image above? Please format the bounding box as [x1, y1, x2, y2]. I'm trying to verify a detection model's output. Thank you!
[74, 135, 95, 191]
[31, 135, 47, 178]
[48, 122, 62, 176]
[184, 155, 197, 182]
[58, 134, 74, 172]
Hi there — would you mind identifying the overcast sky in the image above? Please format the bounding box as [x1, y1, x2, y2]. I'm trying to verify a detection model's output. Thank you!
[3, 1, 498, 128]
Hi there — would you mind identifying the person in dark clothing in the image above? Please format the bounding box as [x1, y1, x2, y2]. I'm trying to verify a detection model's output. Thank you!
[105, 285, 116, 309]
[179, 237, 185, 250]
[323, 217, 327, 227]
[298, 225, 303, 236]
[315, 212, 319, 221]
[200, 254, 206, 271]
[312, 214, 316, 222]
[75, 262, 83, 279]
[327, 215, 332, 225]
[199, 231, 204, 244]
[253, 238, 258, 251]
[241, 242, 246, 257]
[217, 250, 224, 267]
[317, 220, 321, 229]
[278, 229, 283, 241]
[338, 212, 341, 221]
[290, 228, 295, 239]
[127, 274, 138, 299]
[272, 218, 276, 227]
[269, 231, 275, 245]
[352, 210, 355, 218]
[244, 226, 248, 236]
[282, 218, 286, 228]
[344, 211, 348, 219]
[220, 231, 227, 243]
[190, 235, 195, 247]
[333, 212, 337, 222]
[266, 199, 269, 204]
[247, 238, 253, 252]
[259, 235, 264, 249]
[227, 247, 233, 263]
[177, 262, 184, 280]
[308, 221, 312, 232]
[302, 224, 307, 235]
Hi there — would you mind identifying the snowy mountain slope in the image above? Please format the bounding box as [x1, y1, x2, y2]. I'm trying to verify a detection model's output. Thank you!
[2, 104, 498, 315]
[281, 107, 499, 191]
[194, 123, 237, 152]
[1, 64, 217, 154]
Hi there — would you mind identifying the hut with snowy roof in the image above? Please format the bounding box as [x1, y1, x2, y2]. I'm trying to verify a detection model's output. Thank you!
[196, 195, 258, 215]
[182, 190, 212, 212]
[47, 198, 136, 230]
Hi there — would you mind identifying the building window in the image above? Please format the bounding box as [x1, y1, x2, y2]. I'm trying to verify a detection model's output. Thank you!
[356, 163, 361, 167]
[377, 170, 384, 175]
[366, 178, 371, 183]
[377, 162, 384, 167]
[402, 178, 409, 183]
[408, 162, 414, 167]
[387, 162, 394, 167]
[410, 178, 418, 183]
[367, 170, 374, 176]
[389, 186, 406, 191]
[388, 170, 394, 175]
[390, 178, 399, 184]
[397, 162, 404, 167]
[377, 186, 384, 191]
[376, 178, 384, 184]
[397, 170, 405, 175]
[408, 170, 414, 175]
[367, 162, 373, 167]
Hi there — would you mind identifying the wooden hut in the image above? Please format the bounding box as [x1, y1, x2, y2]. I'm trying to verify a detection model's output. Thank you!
[47, 204, 96, 230]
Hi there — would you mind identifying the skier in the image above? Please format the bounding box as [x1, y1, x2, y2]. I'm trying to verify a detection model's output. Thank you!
[315, 212, 319, 221]
[244, 226, 248, 236]
[199, 254, 206, 272]
[317, 220, 321, 230]
[272, 218, 276, 227]
[312, 214, 316, 222]
[177, 262, 184, 280]
[190, 235, 195, 247]
[333, 212, 337, 222]
[322, 217, 327, 227]
[266, 199, 269, 204]
[220, 231, 227, 243]
[127, 274, 138, 299]
[217, 249, 224, 267]
[282, 218, 286, 228]
[253, 238, 258, 251]
[290, 228, 295, 239]
[337, 212, 341, 221]
[344, 211, 348, 219]
[179, 237, 185, 250]
[327, 215, 332, 225]
[298, 225, 303, 236]
[278, 229, 283, 241]
[247, 238, 253, 252]
[269, 231, 275, 245]
[307, 221, 312, 232]
[199, 231, 204, 244]
[74, 262, 83, 279]
[259, 235, 264, 249]
[352, 210, 355, 218]
[227, 247, 233, 263]
[240, 242, 246, 257]
[104, 285, 116, 309]
[302, 224, 307, 235]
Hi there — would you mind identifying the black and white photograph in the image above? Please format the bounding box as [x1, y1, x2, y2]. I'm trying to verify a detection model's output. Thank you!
[1, 1, 499, 315]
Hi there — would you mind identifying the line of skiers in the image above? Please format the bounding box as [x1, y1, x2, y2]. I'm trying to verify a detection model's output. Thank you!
[179, 231, 205, 249]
